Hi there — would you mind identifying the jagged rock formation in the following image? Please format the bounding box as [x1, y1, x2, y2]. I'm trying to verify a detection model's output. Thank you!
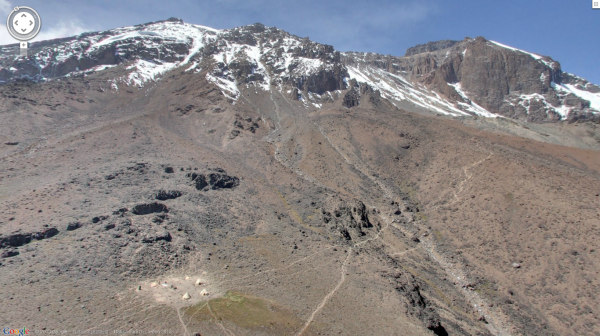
[321, 199, 377, 241]
[405, 40, 460, 56]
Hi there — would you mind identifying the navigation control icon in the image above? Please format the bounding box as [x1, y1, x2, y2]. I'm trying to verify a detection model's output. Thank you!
[6, 6, 41, 56]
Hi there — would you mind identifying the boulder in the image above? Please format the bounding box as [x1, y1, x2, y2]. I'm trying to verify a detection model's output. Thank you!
[66, 222, 82, 231]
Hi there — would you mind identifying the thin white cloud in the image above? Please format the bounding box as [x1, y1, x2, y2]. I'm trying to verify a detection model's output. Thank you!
[32, 20, 91, 42]
[0, 0, 12, 44]
[0, 27, 13, 45]
[0, 0, 11, 15]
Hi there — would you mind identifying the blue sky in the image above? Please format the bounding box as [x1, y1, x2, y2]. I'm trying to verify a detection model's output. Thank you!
[1, 0, 599, 84]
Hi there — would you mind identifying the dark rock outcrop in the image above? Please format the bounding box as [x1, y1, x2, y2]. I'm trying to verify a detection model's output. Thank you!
[208, 173, 240, 190]
[323, 200, 375, 241]
[189, 171, 240, 190]
[0, 228, 60, 249]
[131, 203, 169, 215]
[233, 114, 260, 134]
[155, 190, 182, 200]
[390, 272, 448, 336]
[299, 65, 348, 95]
[1, 249, 19, 258]
[0, 233, 31, 248]
[32, 228, 59, 240]
[229, 58, 263, 83]
[343, 88, 360, 108]
[189, 173, 209, 190]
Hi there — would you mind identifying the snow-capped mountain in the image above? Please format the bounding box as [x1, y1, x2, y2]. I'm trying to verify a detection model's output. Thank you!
[0, 18, 598, 122]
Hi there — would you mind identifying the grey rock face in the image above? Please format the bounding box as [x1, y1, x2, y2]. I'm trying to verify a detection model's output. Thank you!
[409, 37, 598, 121]
[405, 40, 460, 56]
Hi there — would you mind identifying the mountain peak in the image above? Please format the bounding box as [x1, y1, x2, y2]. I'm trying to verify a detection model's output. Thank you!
[136, 17, 185, 27]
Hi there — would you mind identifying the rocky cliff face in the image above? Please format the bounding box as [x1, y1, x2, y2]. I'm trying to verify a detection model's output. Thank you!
[403, 37, 598, 121]
[0, 19, 598, 122]
[345, 37, 599, 122]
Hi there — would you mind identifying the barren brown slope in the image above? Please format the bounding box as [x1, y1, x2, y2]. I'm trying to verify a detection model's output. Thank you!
[0, 65, 599, 336]
[319, 106, 600, 335]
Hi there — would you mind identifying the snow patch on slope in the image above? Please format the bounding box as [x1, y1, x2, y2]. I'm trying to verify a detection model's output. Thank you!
[347, 66, 472, 117]
[517, 93, 568, 119]
[118, 22, 218, 86]
[126, 60, 175, 86]
[206, 73, 239, 100]
[553, 82, 600, 111]
[209, 42, 269, 93]
[34, 20, 221, 87]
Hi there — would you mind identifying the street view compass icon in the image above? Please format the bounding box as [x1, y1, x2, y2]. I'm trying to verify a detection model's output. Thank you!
[6, 6, 42, 56]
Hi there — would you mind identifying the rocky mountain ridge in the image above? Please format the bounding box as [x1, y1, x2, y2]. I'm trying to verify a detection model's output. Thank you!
[0, 18, 598, 122]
